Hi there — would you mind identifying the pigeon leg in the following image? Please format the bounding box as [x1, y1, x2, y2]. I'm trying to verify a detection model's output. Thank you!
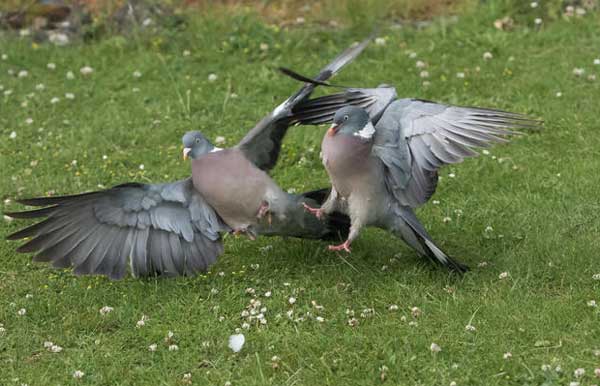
[328, 239, 352, 253]
[256, 201, 272, 225]
[232, 227, 256, 241]
[302, 203, 325, 220]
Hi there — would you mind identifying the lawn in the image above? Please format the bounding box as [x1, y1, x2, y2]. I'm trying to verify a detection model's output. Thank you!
[1, 3, 600, 386]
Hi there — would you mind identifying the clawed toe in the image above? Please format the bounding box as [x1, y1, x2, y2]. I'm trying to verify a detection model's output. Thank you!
[328, 241, 351, 253]
[302, 203, 324, 220]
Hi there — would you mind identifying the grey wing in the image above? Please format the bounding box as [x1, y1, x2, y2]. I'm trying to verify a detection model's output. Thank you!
[372, 98, 542, 207]
[5, 178, 228, 279]
[236, 37, 371, 171]
[290, 86, 398, 126]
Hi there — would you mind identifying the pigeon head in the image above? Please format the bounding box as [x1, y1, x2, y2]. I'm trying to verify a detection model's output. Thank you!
[327, 106, 375, 140]
[182, 131, 220, 160]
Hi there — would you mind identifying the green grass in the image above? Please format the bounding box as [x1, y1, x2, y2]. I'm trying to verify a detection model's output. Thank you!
[2, 6, 600, 386]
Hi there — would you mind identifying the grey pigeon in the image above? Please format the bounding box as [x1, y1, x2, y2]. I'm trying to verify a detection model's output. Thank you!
[291, 83, 540, 271]
[4, 38, 373, 279]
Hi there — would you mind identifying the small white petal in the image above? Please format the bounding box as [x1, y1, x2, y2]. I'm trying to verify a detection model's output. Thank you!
[430, 343, 441, 353]
[208, 73, 218, 82]
[72, 370, 85, 379]
[228, 334, 245, 352]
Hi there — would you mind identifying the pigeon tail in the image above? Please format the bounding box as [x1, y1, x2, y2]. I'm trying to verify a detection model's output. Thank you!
[255, 188, 350, 241]
[389, 206, 469, 273]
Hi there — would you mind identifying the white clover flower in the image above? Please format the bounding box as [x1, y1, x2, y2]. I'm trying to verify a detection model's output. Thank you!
[442, 217, 452, 223]
[25, 118, 33, 125]
[66, 71, 75, 79]
[215, 136, 226, 145]
[148, 343, 157, 352]
[408, 51, 417, 59]
[183, 50, 191, 57]
[594, 59, 600, 65]
[139, 164, 145, 170]
[210, 288, 219, 295]
[411, 307, 421, 317]
[388, 304, 399, 311]
[534, 18, 542, 25]
[592, 273, 600, 281]
[556, 91, 562, 97]
[35, 83, 45, 91]
[0, 326, 5, 334]
[485, 226, 494, 232]
[430, 343, 441, 353]
[65, 93, 75, 99]
[573, 68, 585, 76]
[315, 316, 325, 322]
[168, 344, 179, 351]
[4, 89, 13, 96]
[415, 60, 426, 68]
[288, 297, 296, 305]
[594, 368, 600, 377]
[419, 71, 429, 78]
[17, 308, 26, 316]
[483, 52, 493, 60]
[448, 173, 456, 178]
[72, 370, 84, 379]
[18, 70, 29, 78]
[503, 352, 512, 359]
[347, 317, 359, 327]
[530, 1, 538, 7]
[1, 54, 7, 60]
[80, 66, 94, 75]
[51, 97, 60, 104]
[99, 306, 114, 315]
[133, 70, 142, 78]
[167, 331, 174, 339]
[456, 72, 465, 78]
[499, 271, 509, 279]
[574, 368, 586, 378]
[588, 300, 597, 307]
[241, 322, 250, 329]
[44, 341, 54, 348]
[47, 63, 56, 70]
[374, 37, 386, 46]
[260, 43, 269, 51]
[465, 324, 476, 332]
[432, 200, 440, 205]
[208, 73, 218, 82]
[541, 364, 551, 371]
[264, 291, 272, 297]
[49, 344, 63, 353]
[478, 261, 488, 268]
[228, 333, 245, 352]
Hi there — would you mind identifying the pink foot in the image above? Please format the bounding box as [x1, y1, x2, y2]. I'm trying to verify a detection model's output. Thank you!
[256, 201, 272, 225]
[232, 228, 256, 241]
[302, 203, 324, 220]
[328, 240, 352, 253]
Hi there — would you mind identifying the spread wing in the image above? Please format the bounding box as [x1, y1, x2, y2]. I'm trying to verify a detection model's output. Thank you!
[6, 179, 228, 279]
[290, 86, 398, 126]
[372, 98, 542, 207]
[236, 37, 371, 171]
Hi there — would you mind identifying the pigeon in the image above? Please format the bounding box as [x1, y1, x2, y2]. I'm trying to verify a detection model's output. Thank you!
[288, 75, 541, 272]
[4, 38, 373, 279]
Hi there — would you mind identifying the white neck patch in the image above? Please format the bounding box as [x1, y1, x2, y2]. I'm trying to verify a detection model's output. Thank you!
[354, 121, 376, 139]
[210, 146, 223, 153]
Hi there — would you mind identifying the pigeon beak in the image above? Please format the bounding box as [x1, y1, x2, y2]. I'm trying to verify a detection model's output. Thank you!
[183, 147, 192, 160]
[327, 123, 339, 136]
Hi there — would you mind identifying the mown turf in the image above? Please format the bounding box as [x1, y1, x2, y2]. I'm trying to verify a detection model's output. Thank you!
[1, 6, 600, 386]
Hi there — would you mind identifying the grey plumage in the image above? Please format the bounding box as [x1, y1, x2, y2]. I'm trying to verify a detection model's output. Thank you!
[6, 180, 225, 280]
[303, 95, 540, 272]
[5, 38, 374, 279]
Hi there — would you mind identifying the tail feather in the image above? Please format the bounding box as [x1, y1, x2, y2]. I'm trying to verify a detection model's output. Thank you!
[255, 188, 350, 241]
[391, 206, 469, 273]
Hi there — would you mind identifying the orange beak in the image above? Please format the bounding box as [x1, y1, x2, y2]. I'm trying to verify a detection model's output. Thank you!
[327, 123, 339, 136]
[183, 147, 192, 160]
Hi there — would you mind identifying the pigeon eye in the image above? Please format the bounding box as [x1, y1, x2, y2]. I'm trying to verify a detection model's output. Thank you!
[195, 138, 201, 144]
[343, 115, 349, 121]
